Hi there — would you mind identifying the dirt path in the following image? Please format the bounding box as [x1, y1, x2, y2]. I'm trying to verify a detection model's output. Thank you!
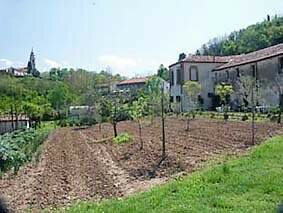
[0, 118, 281, 212]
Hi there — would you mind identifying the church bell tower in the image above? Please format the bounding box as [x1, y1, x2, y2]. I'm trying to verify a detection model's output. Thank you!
[27, 48, 38, 76]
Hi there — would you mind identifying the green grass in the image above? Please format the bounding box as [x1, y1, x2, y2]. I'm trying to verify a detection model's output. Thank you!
[61, 136, 283, 213]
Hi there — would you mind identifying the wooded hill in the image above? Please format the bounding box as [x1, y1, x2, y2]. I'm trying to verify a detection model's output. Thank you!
[196, 15, 283, 56]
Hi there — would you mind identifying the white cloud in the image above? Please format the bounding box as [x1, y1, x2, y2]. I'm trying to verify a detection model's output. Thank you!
[44, 58, 62, 68]
[0, 58, 13, 68]
[40, 58, 74, 71]
[98, 55, 143, 77]
[0, 59, 25, 69]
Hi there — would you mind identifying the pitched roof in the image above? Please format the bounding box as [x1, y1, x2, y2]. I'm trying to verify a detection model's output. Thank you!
[169, 54, 242, 68]
[214, 43, 283, 71]
[185, 54, 241, 63]
[117, 77, 148, 85]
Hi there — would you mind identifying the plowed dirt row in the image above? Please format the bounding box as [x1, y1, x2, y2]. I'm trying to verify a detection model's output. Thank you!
[0, 117, 281, 211]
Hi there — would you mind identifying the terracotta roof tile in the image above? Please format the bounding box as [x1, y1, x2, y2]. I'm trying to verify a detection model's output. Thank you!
[184, 54, 242, 63]
[214, 43, 283, 71]
[117, 77, 148, 85]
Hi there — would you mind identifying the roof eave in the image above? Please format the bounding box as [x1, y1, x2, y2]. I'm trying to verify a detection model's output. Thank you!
[213, 52, 283, 71]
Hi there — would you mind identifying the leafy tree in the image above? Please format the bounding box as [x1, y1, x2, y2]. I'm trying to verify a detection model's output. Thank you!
[104, 92, 128, 137]
[215, 83, 234, 120]
[196, 15, 283, 56]
[47, 83, 73, 118]
[157, 64, 169, 81]
[129, 97, 147, 150]
[23, 92, 52, 128]
[143, 76, 169, 160]
[183, 81, 202, 131]
[236, 76, 263, 144]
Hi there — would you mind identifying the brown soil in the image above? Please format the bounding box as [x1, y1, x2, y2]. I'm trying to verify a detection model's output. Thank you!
[0, 117, 282, 212]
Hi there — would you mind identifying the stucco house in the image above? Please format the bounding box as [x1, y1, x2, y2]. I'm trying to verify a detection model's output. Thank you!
[169, 43, 283, 111]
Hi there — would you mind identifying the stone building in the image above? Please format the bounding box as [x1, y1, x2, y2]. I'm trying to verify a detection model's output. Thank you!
[169, 43, 283, 111]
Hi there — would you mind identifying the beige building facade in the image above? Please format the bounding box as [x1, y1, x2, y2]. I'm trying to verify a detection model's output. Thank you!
[169, 44, 283, 111]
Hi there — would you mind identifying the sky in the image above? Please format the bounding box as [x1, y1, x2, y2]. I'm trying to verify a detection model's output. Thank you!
[0, 0, 282, 77]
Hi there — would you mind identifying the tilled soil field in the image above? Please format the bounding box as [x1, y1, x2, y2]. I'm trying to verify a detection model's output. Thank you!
[0, 117, 282, 212]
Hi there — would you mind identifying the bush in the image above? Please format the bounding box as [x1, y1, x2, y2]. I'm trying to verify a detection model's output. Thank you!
[58, 119, 67, 127]
[210, 113, 216, 119]
[113, 133, 132, 145]
[241, 114, 249, 121]
[0, 128, 52, 173]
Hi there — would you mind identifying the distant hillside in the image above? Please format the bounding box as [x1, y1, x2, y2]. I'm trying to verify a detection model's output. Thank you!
[196, 15, 283, 56]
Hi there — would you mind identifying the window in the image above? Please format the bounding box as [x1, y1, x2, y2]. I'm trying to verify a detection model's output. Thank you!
[189, 66, 199, 81]
[208, 92, 213, 98]
[236, 68, 240, 77]
[170, 96, 174, 103]
[279, 58, 283, 74]
[169, 70, 174, 85]
[251, 64, 257, 79]
[226, 70, 230, 81]
[176, 68, 181, 85]
[176, 96, 181, 102]
[214, 72, 218, 82]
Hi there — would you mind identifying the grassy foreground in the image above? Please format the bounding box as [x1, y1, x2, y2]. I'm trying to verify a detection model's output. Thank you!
[63, 136, 283, 213]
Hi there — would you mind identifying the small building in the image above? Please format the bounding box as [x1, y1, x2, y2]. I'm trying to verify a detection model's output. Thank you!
[0, 116, 29, 135]
[69, 106, 95, 119]
[116, 77, 149, 92]
[169, 43, 283, 111]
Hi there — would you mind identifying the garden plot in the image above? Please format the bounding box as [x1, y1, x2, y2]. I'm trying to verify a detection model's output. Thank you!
[0, 117, 281, 212]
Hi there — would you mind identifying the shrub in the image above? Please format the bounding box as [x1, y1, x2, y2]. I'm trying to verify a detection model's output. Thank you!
[242, 114, 249, 121]
[58, 119, 67, 127]
[210, 113, 215, 119]
[113, 133, 132, 145]
[0, 128, 52, 173]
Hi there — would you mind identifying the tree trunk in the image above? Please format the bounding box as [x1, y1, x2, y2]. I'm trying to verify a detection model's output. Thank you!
[10, 107, 14, 131]
[161, 85, 166, 160]
[186, 117, 190, 131]
[99, 122, 102, 132]
[278, 94, 283, 124]
[138, 121, 143, 150]
[113, 122, 118, 137]
[15, 110, 19, 130]
[251, 82, 255, 145]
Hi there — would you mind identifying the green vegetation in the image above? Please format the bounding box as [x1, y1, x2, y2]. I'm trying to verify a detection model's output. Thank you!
[62, 136, 283, 212]
[183, 81, 202, 130]
[0, 123, 54, 173]
[197, 15, 283, 55]
[129, 97, 147, 149]
[192, 111, 268, 122]
[0, 69, 125, 126]
[215, 83, 234, 120]
[113, 133, 132, 145]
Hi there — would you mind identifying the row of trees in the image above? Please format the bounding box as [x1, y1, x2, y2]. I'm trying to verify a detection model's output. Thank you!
[0, 69, 125, 130]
